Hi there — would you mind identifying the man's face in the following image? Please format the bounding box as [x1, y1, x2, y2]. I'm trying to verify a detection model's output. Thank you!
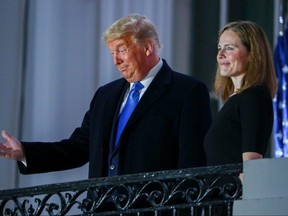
[107, 38, 150, 83]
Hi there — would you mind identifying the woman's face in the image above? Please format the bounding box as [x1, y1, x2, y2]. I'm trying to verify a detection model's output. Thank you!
[217, 29, 250, 78]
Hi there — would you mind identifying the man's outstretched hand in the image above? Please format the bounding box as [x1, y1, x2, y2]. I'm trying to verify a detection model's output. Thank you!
[0, 130, 25, 161]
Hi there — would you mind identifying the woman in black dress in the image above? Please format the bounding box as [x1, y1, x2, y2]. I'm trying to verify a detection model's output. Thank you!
[204, 21, 277, 172]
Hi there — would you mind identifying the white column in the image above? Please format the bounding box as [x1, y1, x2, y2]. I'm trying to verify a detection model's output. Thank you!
[0, 0, 25, 190]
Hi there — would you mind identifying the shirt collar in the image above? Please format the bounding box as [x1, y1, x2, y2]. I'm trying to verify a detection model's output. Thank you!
[130, 59, 163, 89]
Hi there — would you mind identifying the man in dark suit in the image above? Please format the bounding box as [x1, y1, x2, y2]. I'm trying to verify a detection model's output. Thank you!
[0, 14, 212, 178]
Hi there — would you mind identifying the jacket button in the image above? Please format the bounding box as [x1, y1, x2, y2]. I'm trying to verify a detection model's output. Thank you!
[109, 165, 115, 170]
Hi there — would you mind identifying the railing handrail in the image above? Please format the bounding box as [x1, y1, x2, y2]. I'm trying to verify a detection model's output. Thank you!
[0, 163, 243, 216]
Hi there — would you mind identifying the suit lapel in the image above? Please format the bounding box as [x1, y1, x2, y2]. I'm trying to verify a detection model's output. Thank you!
[120, 61, 173, 137]
[109, 81, 130, 154]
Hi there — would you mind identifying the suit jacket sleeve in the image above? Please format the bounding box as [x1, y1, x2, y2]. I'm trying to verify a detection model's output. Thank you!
[177, 81, 211, 168]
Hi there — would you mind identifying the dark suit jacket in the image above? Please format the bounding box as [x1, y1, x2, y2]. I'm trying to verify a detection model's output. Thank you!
[18, 60, 212, 178]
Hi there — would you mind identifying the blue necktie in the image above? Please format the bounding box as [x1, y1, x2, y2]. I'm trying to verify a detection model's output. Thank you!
[115, 82, 144, 145]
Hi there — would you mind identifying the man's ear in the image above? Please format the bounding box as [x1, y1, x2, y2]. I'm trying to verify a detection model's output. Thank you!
[145, 41, 154, 56]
